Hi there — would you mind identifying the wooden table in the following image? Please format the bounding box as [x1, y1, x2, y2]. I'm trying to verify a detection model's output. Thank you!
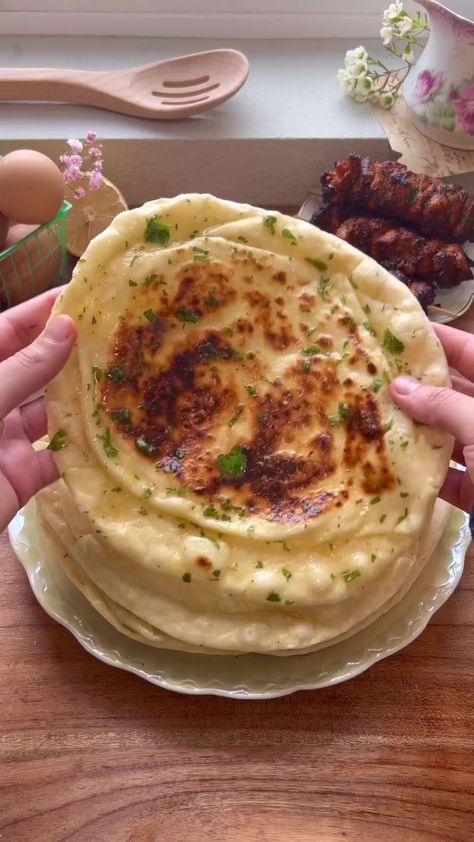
[0, 530, 473, 841]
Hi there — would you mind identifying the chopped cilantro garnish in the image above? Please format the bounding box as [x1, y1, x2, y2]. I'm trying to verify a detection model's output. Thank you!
[211, 569, 221, 580]
[91, 315, 97, 325]
[282, 568, 292, 580]
[401, 440, 409, 449]
[397, 507, 408, 525]
[258, 411, 269, 421]
[107, 363, 128, 383]
[98, 427, 118, 458]
[144, 273, 158, 287]
[379, 513, 387, 523]
[175, 447, 186, 459]
[318, 276, 333, 300]
[263, 215, 277, 235]
[204, 287, 219, 307]
[111, 408, 131, 424]
[342, 569, 361, 583]
[136, 436, 156, 455]
[228, 404, 244, 428]
[266, 591, 281, 602]
[370, 496, 381, 504]
[371, 553, 376, 563]
[175, 307, 200, 323]
[143, 309, 157, 324]
[256, 560, 264, 569]
[305, 257, 328, 271]
[182, 572, 191, 583]
[142, 488, 152, 499]
[217, 444, 247, 478]
[363, 321, 376, 336]
[237, 235, 248, 244]
[383, 329, 405, 355]
[301, 344, 322, 356]
[193, 246, 210, 262]
[128, 279, 138, 287]
[384, 419, 393, 433]
[302, 360, 311, 374]
[363, 304, 371, 315]
[203, 504, 231, 522]
[372, 377, 383, 393]
[145, 216, 171, 244]
[400, 491, 409, 498]
[47, 429, 68, 451]
[338, 402, 349, 423]
[282, 228, 297, 243]
[245, 384, 258, 398]
[92, 366, 102, 382]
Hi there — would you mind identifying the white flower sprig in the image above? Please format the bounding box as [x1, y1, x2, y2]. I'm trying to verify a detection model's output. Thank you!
[336, 1, 430, 108]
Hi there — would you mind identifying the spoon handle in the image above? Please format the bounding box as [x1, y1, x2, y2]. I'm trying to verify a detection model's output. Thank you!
[0, 67, 116, 107]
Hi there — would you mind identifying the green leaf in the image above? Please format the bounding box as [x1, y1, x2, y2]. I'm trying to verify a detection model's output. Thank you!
[318, 276, 333, 300]
[107, 364, 128, 383]
[228, 404, 244, 428]
[47, 429, 68, 451]
[282, 228, 297, 243]
[305, 257, 328, 271]
[217, 444, 247, 478]
[383, 329, 405, 355]
[175, 307, 200, 323]
[342, 569, 361, 583]
[143, 309, 157, 324]
[145, 216, 171, 244]
[98, 427, 119, 458]
[111, 408, 131, 424]
[263, 215, 277, 235]
[136, 436, 156, 455]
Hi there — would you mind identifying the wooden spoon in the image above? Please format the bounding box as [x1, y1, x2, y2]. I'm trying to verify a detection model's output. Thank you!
[0, 49, 249, 120]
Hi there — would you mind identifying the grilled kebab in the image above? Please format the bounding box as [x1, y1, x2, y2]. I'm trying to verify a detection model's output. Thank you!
[312, 205, 472, 288]
[321, 154, 474, 242]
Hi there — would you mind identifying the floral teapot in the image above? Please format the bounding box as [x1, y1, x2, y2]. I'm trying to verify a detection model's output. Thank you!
[403, 0, 474, 149]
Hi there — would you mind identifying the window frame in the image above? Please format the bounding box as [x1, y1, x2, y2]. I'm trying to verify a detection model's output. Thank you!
[1, 1, 417, 39]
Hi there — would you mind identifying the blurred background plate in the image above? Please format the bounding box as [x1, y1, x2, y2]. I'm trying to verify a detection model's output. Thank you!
[8, 499, 470, 699]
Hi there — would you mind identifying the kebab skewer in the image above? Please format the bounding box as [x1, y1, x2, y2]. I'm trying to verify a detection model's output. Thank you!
[312, 205, 473, 289]
[321, 154, 474, 242]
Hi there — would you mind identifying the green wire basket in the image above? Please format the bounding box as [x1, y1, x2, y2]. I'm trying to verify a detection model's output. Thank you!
[0, 200, 71, 310]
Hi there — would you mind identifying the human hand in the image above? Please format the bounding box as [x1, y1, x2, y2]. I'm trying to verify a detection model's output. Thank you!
[390, 323, 474, 514]
[0, 288, 76, 532]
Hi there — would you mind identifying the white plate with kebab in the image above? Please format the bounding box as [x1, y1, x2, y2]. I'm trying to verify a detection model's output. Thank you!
[298, 154, 474, 324]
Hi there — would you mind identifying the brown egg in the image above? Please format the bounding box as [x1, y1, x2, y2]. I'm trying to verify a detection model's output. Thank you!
[0, 213, 8, 251]
[0, 223, 62, 307]
[0, 150, 65, 225]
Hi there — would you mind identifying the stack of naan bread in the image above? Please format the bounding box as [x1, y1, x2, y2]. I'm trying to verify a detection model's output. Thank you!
[37, 195, 452, 655]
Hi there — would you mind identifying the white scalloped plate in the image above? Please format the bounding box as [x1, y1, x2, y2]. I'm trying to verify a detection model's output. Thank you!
[298, 189, 474, 325]
[8, 499, 470, 699]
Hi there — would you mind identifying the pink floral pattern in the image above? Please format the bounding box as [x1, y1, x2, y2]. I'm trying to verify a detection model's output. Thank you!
[415, 70, 444, 102]
[414, 70, 474, 137]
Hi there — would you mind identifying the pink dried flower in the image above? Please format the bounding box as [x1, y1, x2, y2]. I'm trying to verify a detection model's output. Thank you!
[89, 170, 103, 191]
[91, 159, 103, 172]
[74, 187, 86, 199]
[67, 138, 83, 152]
[449, 88, 459, 101]
[63, 166, 84, 184]
[85, 130, 97, 143]
[88, 146, 102, 158]
[455, 97, 474, 136]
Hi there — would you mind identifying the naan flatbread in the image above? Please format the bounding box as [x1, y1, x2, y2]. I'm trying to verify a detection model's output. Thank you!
[39, 194, 452, 653]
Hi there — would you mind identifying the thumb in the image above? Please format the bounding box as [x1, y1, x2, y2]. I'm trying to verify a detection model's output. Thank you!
[390, 375, 474, 447]
[0, 315, 76, 420]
